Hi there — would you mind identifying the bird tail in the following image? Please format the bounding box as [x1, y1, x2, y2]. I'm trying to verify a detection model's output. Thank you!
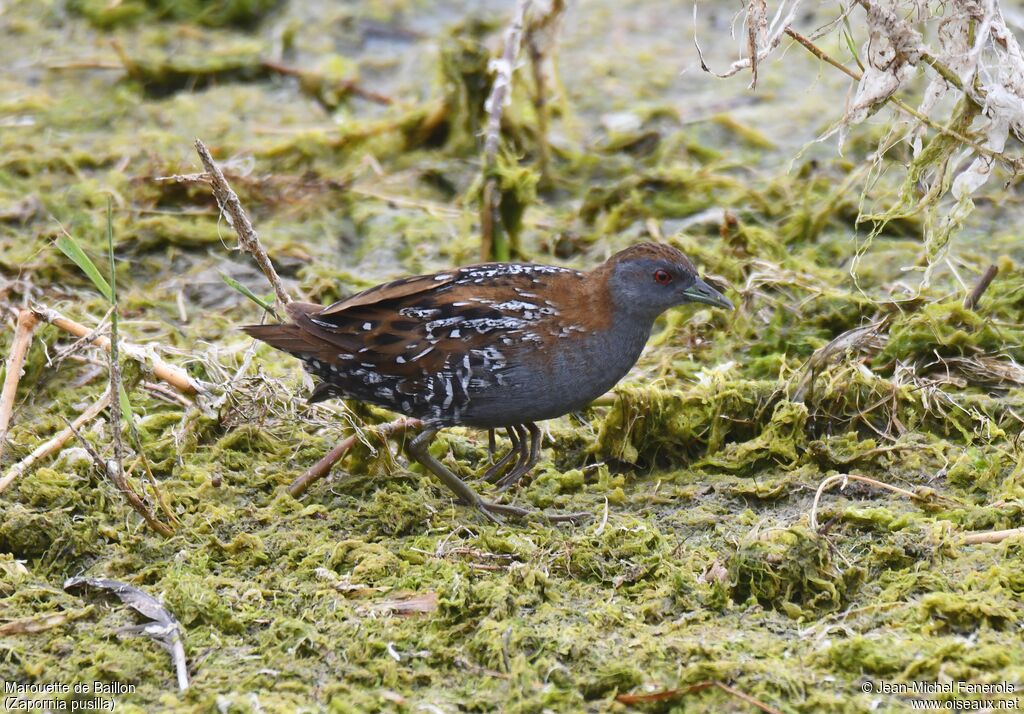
[240, 302, 322, 358]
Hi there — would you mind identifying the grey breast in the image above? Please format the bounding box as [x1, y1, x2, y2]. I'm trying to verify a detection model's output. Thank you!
[455, 317, 654, 429]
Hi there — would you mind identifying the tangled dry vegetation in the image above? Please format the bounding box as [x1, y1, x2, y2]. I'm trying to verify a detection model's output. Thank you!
[1, 0, 1024, 712]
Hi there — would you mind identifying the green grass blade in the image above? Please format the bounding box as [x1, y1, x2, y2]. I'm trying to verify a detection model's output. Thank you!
[117, 382, 136, 424]
[221, 272, 279, 319]
[56, 232, 113, 303]
[842, 18, 864, 71]
[106, 200, 117, 307]
[108, 199, 135, 425]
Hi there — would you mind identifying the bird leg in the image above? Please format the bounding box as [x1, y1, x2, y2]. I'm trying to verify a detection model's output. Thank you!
[493, 423, 531, 489]
[406, 427, 493, 515]
[496, 422, 542, 492]
[406, 427, 590, 524]
[482, 426, 521, 483]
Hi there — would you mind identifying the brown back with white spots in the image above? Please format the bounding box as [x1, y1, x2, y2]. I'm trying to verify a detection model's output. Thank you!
[243, 260, 610, 424]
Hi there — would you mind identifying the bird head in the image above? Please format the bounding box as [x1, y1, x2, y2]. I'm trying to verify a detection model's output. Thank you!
[603, 242, 734, 320]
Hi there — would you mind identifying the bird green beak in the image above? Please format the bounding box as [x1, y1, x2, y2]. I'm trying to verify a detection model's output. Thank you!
[682, 277, 734, 310]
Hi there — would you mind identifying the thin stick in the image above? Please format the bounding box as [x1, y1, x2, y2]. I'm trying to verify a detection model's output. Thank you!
[808, 473, 945, 531]
[0, 309, 38, 463]
[153, 172, 209, 184]
[51, 306, 114, 366]
[287, 417, 421, 497]
[963, 526, 1024, 545]
[63, 414, 174, 537]
[712, 681, 784, 714]
[479, 0, 531, 261]
[963, 264, 998, 310]
[106, 200, 126, 512]
[784, 28, 859, 79]
[0, 389, 112, 495]
[141, 381, 193, 407]
[194, 139, 292, 309]
[32, 305, 202, 395]
[0, 607, 95, 635]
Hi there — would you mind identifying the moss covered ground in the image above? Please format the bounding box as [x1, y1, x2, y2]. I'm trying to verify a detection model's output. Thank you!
[1, 1, 1023, 712]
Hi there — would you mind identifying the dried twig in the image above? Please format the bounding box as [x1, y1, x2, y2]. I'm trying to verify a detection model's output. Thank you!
[963, 526, 1024, 545]
[105, 206, 127, 513]
[193, 139, 292, 309]
[288, 417, 421, 497]
[65, 577, 189, 691]
[0, 388, 112, 494]
[747, 0, 768, 89]
[963, 264, 998, 310]
[153, 172, 209, 184]
[0, 309, 38, 463]
[694, 0, 801, 83]
[62, 413, 174, 536]
[32, 305, 202, 395]
[808, 472, 949, 531]
[713, 680, 784, 714]
[141, 380, 194, 408]
[479, 0, 531, 261]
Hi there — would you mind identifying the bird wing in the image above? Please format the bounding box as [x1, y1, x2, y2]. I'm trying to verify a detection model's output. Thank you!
[243, 264, 590, 422]
[318, 272, 457, 315]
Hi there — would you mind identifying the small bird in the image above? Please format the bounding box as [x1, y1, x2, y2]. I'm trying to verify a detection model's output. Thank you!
[244, 242, 733, 522]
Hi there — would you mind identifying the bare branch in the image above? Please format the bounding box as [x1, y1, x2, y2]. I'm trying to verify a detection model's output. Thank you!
[0, 309, 38, 463]
[61, 413, 174, 537]
[0, 388, 112, 495]
[963, 264, 999, 310]
[287, 417, 421, 497]
[32, 305, 202, 395]
[480, 0, 531, 261]
[963, 526, 1024, 545]
[193, 139, 292, 308]
[809, 472, 954, 531]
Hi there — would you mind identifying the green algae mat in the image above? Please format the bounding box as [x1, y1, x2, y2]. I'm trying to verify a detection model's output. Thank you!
[2, 1, 1024, 712]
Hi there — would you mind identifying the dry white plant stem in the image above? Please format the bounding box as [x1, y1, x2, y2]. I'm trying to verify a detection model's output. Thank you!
[32, 305, 203, 395]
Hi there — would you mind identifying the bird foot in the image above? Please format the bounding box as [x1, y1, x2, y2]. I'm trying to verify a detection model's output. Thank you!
[409, 426, 590, 526]
[482, 423, 540, 492]
[481, 425, 524, 484]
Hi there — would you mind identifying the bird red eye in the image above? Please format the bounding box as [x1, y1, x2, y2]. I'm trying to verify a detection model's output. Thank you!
[653, 269, 672, 285]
